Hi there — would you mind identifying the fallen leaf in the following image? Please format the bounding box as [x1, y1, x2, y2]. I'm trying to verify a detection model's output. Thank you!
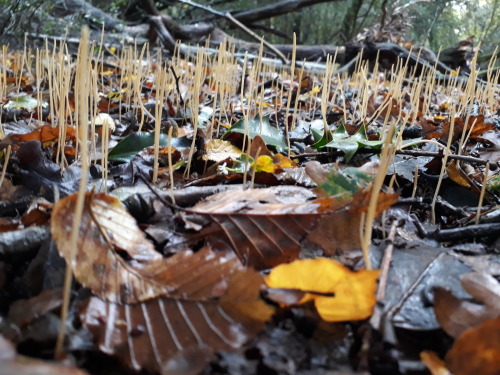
[188, 185, 397, 268]
[81, 269, 274, 374]
[265, 258, 379, 321]
[223, 114, 287, 152]
[51, 192, 241, 303]
[253, 155, 276, 173]
[202, 139, 242, 162]
[445, 317, 500, 375]
[434, 272, 500, 338]
[11, 124, 76, 144]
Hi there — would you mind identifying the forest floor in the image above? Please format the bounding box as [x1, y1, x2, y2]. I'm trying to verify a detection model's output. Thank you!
[0, 30, 499, 375]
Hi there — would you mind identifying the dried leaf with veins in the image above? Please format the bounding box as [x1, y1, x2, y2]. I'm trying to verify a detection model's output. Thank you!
[80, 269, 274, 374]
[187, 185, 397, 269]
[51, 192, 241, 303]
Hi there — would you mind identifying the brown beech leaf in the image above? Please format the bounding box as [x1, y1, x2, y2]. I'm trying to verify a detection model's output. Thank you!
[80, 269, 274, 374]
[434, 272, 500, 338]
[445, 317, 500, 375]
[51, 193, 241, 303]
[220, 269, 275, 330]
[10, 124, 76, 144]
[423, 115, 495, 142]
[188, 186, 398, 268]
[433, 287, 495, 339]
[8, 288, 63, 328]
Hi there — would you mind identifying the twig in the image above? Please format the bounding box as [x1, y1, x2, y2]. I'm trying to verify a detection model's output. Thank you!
[370, 219, 399, 330]
[425, 222, 500, 241]
[291, 148, 497, 167]
[170, 65, 185, 106]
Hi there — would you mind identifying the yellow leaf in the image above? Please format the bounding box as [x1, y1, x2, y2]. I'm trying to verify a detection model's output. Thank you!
[273, 153, 297, 169]
[253, 155, 276, 173]
[202, 139, 242, 162]
[265, 258, 379, 322]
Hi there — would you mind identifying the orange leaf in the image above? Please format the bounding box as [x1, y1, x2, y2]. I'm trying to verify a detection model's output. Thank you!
[265, 258, 379, 322]
[11, 124, 76, 144]
[446, 317, 500, 375]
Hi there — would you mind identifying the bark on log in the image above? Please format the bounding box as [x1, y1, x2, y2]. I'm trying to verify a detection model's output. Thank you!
[53, 0, 124, 31]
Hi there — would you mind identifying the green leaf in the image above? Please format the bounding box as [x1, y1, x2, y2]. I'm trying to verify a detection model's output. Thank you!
[312, 127, 333, 150]
[108, 132, 190, 162]
[223, 115, 287, 152]
[225, 154, 254, 174]
[321, 124, 384, 162]
[5, 95, 40, 110]
[317, 167, 373, 196]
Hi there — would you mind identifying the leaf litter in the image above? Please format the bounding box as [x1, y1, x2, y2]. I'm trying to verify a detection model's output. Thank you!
[0, 31, 499, 375]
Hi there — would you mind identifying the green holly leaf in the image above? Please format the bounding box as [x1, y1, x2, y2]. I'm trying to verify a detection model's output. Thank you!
[108, 132, 190, 162]
[223, 114, 287, 152]
[321, 124, 384, 162]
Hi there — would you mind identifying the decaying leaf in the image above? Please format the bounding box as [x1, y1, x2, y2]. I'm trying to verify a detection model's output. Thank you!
[220, 269, 275, 330]
[434, 272, 500, 338]
[81, 269, 274, 374]
[188, 184, 397, 268]
[10, 124, 76, 144]
[202, 139, 242, 162]
[51, 192, 241, 303]
[445, 317, 500, 375]
[265, 258, 379, 321]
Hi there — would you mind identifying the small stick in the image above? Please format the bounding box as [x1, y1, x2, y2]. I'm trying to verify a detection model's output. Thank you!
[369, 219, 399, 330]
[0, 145, 11, 190]
[475, 163, 490, 225]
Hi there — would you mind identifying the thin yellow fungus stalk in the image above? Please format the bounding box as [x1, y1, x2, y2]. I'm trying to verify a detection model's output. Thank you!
[0, 145, 11, 189]
[100, 119, 110, 193]
[184, 49, 205, 179]
[250, 146, 262, 189]
[153, 53, 167, 184]
[360, 62, 408, 269]
[167, 126, 176, 205]
[55, 47, 72, 170]
[360, 120, 397, 270]
[284, 33, 297, 157]
[89, 50, 100, 164]
[133, 44, 148, 130]
[290, 59, 306, 132]
[45, 41, 56, 131]
[35, 49, 43, 126]
[411, 165, 419, 199]
[431, 105, 456, 224]
[55, 27, 91, 360]
[239, 53, 249, 150]
[334, 75, 346, 125]
[456, 50, 479, 156]
[0, 47, 6, 137]
[475, 163, 490, 225]
[320, 55, 335, 136]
